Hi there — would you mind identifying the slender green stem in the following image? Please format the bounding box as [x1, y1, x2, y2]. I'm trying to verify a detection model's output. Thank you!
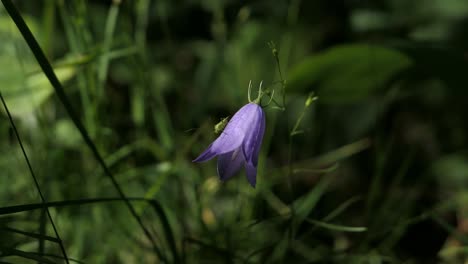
[290, 93, 318, 136]
[268, 41, 287, 108]
[286, 94, 317, 244]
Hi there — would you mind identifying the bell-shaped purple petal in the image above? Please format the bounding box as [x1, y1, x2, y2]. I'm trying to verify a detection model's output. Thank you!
[194, 103, 266, 187]
[194, 103, 259, 162]
[242, 105, 266, 166]
[192, 131, 243, 162]
[217, 148, 244, 180]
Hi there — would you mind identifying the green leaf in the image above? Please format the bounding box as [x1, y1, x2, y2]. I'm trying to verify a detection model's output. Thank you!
[287, 44, 412, 103]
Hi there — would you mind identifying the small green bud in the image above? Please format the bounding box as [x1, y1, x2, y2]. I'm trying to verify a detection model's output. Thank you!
[305, 92, 318, 107]
[268, 41, 278, 57]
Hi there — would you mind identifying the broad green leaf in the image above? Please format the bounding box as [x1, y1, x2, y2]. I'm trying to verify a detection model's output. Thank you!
[287, 44, 412, 103]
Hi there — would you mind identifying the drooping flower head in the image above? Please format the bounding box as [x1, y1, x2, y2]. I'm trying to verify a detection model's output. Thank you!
[193, 102, 266, 187]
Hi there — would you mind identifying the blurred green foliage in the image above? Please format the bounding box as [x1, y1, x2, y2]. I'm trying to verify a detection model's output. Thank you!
[1, 0, 468, 263]
[287, 44, 412, 102]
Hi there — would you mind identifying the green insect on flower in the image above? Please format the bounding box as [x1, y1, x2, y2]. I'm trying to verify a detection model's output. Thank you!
[214, 116, 230, 134]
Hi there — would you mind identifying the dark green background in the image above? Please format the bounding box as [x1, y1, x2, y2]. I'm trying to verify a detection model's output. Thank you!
[1, 0, 468, 263]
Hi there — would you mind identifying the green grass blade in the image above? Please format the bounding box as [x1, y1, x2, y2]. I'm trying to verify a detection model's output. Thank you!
[0, 90, 68, 263]
[1, 226, 60, 243]
[323, 196, 362, 222]
[293, 177, 331, 228]
[0, 0, 161, 258]
[40, 254, 85, 264]
[0, 247, 56, 264]
[0, 197, 154, 215]
[148, 200, 180, 263]
[0, 197, 168, 261]
[97, 0, 120, 91]
[306, 219, 367, 232]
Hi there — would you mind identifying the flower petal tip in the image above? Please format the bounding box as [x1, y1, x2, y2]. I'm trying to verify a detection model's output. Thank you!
[245, 163, 257, 188]
[193, 146, 217, 163]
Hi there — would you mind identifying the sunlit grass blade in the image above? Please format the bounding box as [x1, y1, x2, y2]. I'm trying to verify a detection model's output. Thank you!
[305, 218, 367, 232]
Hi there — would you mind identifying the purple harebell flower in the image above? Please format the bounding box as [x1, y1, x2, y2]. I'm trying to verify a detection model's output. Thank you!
[193, 103, 266, 187]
